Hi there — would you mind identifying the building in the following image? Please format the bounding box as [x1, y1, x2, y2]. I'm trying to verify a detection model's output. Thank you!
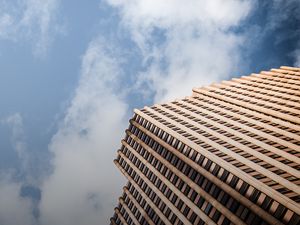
[110, 66, 300, 225]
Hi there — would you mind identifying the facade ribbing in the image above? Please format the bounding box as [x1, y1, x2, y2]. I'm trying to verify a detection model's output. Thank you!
[110, 66, 300, 225]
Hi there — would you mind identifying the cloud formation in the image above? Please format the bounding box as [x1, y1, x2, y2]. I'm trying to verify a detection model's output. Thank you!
[1, 114, 29, 171]
[107, 0, 254, 102]
[39, 38, 127, 225]
[39, 1, 256, 224]
[0, 177, 34, 225]
[0, 1, 298, 225]
[0, 0, 62, 56]
[0, 113, 38, 225]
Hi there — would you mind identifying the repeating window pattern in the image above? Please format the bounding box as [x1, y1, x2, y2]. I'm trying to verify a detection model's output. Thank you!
[110, 66, 300, 225]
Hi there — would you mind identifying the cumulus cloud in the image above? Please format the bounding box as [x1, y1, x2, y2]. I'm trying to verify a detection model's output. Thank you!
[2, 1, 298, 225]
[0, 177, 34, 225]
[0, 114, 37, 225]
[106, 0, 254, 102]
[35, 2, 255, 224]
[0, 0, 62, 56]
[39, 38, 127, 225]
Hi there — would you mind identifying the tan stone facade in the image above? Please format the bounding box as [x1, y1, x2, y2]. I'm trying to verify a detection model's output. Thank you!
[110, 66, 300, 225]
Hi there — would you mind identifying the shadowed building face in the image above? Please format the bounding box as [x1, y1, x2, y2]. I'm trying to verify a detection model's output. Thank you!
[111, 66, 300, 225]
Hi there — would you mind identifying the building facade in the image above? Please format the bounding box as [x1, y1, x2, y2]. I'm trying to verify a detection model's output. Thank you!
[110, 66, 300, 225]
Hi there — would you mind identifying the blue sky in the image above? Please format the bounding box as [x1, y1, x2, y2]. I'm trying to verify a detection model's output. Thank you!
[0, 0, 299, 225]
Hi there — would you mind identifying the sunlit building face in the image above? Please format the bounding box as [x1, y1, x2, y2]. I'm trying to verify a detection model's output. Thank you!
[111, 66, 300, 225]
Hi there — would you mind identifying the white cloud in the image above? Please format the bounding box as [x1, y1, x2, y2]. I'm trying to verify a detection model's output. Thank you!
[39, 38, 127, 225]
[35, 1, 251, 222]
[2, 113, 27, 167]
[0, 0, 62, 56]
[0, 176, 34, 225]
[1, 113, 41, 182]
[106, 0, 254, 102]
[108, 0, 251, 30]
[0, 114, 35, 225]
[4, 1, 298, 225]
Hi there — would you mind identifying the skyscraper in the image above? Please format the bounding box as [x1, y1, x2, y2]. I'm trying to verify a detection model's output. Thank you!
[110, 66, 300, 225]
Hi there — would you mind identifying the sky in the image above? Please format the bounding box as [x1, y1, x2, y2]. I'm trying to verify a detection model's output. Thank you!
[0, 0, 299, 225]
